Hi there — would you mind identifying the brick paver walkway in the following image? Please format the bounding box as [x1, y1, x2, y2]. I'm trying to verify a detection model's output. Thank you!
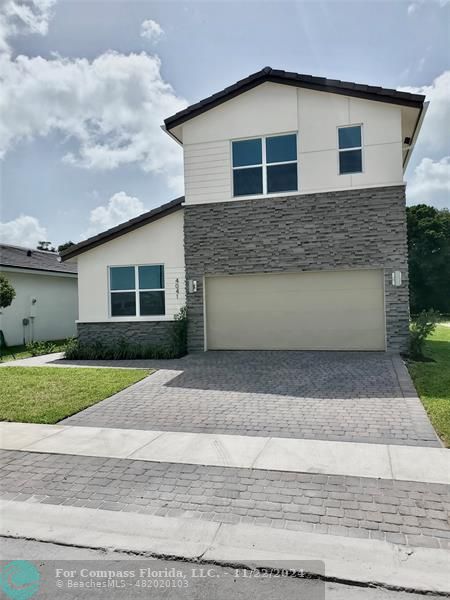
[1, 450, 448, 549]
[62, 351, 439, 446]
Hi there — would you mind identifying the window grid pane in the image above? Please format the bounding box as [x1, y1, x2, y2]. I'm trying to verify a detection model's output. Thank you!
[233, 167, 263, 196]
[139, 291, 165, 316]
[339, 149, 362, 174]
[338, 126, 361, 150]
[266, 134, 297, 164]
[267, 163, 298, 193]
[111, 292, 136, 317]
[138, 265, 164, 290]
[110, 266, 135, 290]
[232, 139, 262, 167]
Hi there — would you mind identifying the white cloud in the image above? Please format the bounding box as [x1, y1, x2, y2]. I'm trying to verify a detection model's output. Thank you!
[166, 169, 184, 195]
[407, 157, 450, 208]
[0, 214, 48, 247]
[407, 0, 450, 15]
[83, 191, 145, 239]
[140, 19, 164, 43]
[400, 71, 450, 156]
[0, 0, 56, 54]
[0, 51, 187, 180]
[0, 3, 186, 186]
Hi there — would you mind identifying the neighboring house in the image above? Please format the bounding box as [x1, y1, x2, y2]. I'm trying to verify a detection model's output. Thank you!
[62, 67, 426, 353]
[0, 244, 78, 346]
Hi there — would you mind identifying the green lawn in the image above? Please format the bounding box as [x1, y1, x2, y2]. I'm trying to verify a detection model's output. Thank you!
[0, 367, 151, 423]
[408, 324, 450, 447]
[0, 339, 68, 362]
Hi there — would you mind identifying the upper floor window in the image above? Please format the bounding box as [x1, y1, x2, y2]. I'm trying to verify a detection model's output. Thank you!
[109, 265, 165, 317]
[338, 125, 363, 175]
[232, 134, 298, 197]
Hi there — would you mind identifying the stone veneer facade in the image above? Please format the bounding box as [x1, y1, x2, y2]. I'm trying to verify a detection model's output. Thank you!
[184, 185, 410, 353]
[77, 321, 173, 347]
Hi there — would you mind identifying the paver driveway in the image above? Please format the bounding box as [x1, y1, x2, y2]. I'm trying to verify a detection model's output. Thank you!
[61, 351, 439, 447]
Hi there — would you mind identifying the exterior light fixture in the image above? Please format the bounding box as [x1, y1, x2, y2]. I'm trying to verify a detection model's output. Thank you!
[392, 271, 402, 287]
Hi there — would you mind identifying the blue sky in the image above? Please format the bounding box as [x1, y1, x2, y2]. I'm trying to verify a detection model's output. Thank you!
[0, 0, 449, 248]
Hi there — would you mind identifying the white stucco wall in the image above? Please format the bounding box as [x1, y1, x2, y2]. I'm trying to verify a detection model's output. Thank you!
[0, 270, 78, 346]
[181, 82, 404, 205]
[77, 210, 185, 323]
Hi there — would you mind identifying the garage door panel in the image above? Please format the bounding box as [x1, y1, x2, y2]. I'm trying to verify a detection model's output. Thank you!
[205, 270, 385, 351]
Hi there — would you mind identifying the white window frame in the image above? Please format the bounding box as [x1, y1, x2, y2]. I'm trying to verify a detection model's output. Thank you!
[337, 124, 364, 175]
[108, 264, 165, 318]
[231, 132, 299, 198]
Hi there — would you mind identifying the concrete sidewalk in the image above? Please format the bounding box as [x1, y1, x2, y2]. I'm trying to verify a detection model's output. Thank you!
[0, 352, 157, 369]
[1, 422, 448, 484]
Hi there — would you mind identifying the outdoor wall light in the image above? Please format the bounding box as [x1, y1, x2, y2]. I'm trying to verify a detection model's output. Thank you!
[392, 271, 402, 287]
[188, 280, 198, 293]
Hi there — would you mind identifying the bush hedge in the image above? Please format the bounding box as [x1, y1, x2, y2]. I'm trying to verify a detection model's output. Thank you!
[26, 340, 58, 356]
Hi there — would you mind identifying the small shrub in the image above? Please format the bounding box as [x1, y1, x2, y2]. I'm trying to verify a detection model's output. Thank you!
[169, 306, 188, 357]
[409, 309, 440, 359]
[25, 340, 57, 356]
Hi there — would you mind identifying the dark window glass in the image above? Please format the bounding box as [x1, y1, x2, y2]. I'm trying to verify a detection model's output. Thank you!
[140, 291, 165, 316]
[339, 149, 362, 174]
[267, 163, 298, 193]
[111, 292, 136, 316]
[110, 266, 135, 290]
[232, 139, 262, 167]
[139, 265, 164, 289]
[338, 126, 361, 149]
[233, 167, 263, 196]
[266, 134, 297, 163]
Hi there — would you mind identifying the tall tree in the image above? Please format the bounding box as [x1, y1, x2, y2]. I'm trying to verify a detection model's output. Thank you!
[57, 241, 75, 253]
[407, 205, 450, 314]
[0, 274, 15, 310]
[37, 241, 55, 252]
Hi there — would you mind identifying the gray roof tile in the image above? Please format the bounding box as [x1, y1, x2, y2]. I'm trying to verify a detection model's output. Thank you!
[0, 244, 77, 274]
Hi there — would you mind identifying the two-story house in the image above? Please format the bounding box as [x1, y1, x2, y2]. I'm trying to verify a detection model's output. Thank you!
[62, 67, 426, 353]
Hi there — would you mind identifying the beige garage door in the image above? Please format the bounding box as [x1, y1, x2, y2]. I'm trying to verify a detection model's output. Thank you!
[205, 269, 385, 351]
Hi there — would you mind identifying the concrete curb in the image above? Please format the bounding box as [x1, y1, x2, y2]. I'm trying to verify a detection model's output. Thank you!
[0, 500, 219, 560]
[1, 501, 448, 594]
[1, 422, 449, 484]
[204, 522, 450, 594]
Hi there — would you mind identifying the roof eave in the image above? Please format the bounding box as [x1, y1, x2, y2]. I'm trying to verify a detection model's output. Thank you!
[0, 264, 77, 276]
[403, 101, 429, 170]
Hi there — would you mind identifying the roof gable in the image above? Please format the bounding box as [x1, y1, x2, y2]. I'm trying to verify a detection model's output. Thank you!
[164, 67, 425, 133]
[60, 196, 184, 261]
